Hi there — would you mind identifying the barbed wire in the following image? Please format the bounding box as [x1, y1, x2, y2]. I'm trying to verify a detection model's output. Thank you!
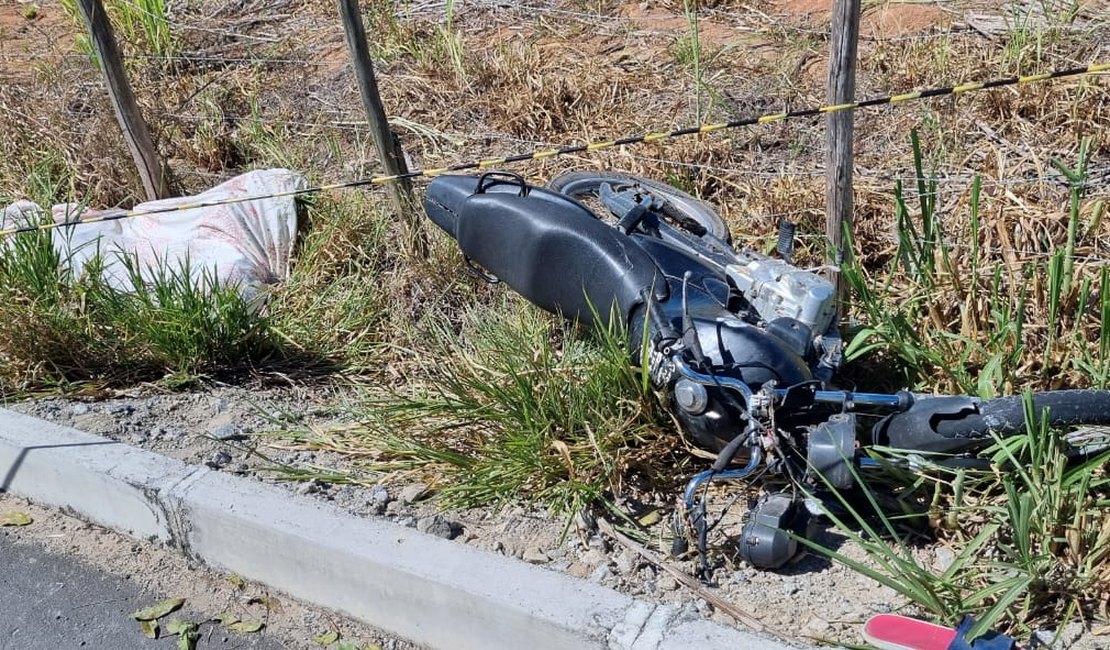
[0, 51, 327, 66]
[4, 86, 1100, 194]
[793, 230, 1110, 265]
[435, 130, 1110, 192]
[155, 112, 1110, 191]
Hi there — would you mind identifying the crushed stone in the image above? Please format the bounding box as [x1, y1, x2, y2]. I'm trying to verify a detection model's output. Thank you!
[10, 385, 1103, 649]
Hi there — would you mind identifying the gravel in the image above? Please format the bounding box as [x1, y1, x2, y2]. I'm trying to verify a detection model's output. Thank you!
[9, 385, 1106, 649]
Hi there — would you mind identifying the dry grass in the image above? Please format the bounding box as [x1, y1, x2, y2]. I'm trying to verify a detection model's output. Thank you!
[0, 5, 1105, 385]
[3, 0, 1110, 633]
[1, 0, 1107, 431]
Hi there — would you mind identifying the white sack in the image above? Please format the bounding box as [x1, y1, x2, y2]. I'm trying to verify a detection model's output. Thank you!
[1, 169, 306, 305]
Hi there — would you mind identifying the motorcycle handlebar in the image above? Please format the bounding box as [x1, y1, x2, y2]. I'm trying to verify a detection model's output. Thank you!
[792, 389, 915, 410]
[671, 356, 914, 412]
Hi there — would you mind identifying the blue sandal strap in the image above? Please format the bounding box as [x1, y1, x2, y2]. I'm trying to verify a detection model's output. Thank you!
[946, 615, 1017, 650]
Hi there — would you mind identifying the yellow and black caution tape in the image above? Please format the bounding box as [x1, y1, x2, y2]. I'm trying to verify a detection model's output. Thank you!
[2, 61, 1107, 239]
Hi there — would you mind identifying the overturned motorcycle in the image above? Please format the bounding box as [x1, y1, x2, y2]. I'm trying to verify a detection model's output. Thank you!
[422, 170, 1110, 572]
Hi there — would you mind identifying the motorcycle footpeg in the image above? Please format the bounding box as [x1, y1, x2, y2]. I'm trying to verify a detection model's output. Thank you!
[872, 396, 982, 453]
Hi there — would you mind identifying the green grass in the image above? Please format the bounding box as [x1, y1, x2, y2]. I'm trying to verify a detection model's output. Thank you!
[61, 0, 176, 61]
[815, 131, 1110, 635]
[0, 177, 437, 392]
[0, 220, 279, 390]
[267, 194, 395, 370]
[842, 132, 1110, 394]
[277, 295, 672, 515]
[805, 393, 1110, 637]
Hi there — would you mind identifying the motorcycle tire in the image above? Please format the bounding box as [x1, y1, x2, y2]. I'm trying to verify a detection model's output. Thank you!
[547, 171, 732, 244]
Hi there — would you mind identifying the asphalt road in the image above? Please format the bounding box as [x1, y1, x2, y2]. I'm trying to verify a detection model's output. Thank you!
[0, 534, 285, 650]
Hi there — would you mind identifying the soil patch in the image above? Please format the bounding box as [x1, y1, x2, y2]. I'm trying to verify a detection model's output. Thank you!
[861, 4, 950, 39]
[4, 388, 927, 647]
[0, 492, 421, 650]
[0, 2, 76, 81]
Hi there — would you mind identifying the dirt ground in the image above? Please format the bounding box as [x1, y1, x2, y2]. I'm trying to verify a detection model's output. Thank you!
[4, 387, 1095, 649]
[0, 491, 421, 650]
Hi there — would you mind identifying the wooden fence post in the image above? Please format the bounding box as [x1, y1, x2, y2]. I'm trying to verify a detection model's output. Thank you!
[338, 0, 425, 255]
[825, 0, 860, 316]
[76, 0, 172, 201]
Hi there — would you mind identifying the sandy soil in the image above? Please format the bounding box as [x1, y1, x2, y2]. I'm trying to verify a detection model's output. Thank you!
[2, 388, 950, 647]
[0, 491, 421, 650]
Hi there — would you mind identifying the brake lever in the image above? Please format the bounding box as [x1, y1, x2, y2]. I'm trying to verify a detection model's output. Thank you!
[599, 182, 664, 235]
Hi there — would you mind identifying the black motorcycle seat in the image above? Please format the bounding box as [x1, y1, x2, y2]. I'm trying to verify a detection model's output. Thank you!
[425, 174, 595, 238]
[450, 183, 668, 329]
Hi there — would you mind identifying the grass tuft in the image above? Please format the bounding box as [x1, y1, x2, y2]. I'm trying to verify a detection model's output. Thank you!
[0, 217, 278, 391]
[843, 131, 1110, 394]
[280, 296, 673, 515]
[805, 392, 1110, 636]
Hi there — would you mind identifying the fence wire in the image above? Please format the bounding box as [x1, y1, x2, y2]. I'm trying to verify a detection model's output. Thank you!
[4, 0, 1108, 265]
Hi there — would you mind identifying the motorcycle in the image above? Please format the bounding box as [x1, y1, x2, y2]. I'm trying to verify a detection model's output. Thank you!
[421, 169, 1110, 572]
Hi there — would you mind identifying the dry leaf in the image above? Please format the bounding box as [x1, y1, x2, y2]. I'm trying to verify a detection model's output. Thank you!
[131, 598, 185, 621]
[166, 620, 198, 650]
[139, 620, 158, 639]
[214, 612, 240, 625]
[227, 620, 264, 633]
[177, 630, 198, 650]
[248, 595, 282, 612]
[0, 511, 32, 526]
[313, 630, 340, 645]
[165, 619, 194, 636]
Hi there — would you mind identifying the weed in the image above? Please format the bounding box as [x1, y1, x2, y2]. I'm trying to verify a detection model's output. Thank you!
[286, 296, 671, 515]
[1000, 0, 1083, 70]
[60, 0, 175, 61]
[0, 217, 279, 391]
[678, 0, 703, 122]
[843, 132, 1109, 394]
[267, 194, 395, 369]
[806, 392, 1110, 635]
[107, 252, 276, 377]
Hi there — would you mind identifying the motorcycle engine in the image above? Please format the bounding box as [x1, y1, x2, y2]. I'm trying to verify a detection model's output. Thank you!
[725, 254, 842, 379]
[725, 255, 837, 336]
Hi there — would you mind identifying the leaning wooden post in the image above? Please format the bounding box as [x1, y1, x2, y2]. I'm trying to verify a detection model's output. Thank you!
[825, 0, 860, 317]
[338, 0, 425, 255]
[76, 0, 172, 201]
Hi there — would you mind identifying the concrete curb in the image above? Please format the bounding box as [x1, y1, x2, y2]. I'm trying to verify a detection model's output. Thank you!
[0, 409, 802, 650]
